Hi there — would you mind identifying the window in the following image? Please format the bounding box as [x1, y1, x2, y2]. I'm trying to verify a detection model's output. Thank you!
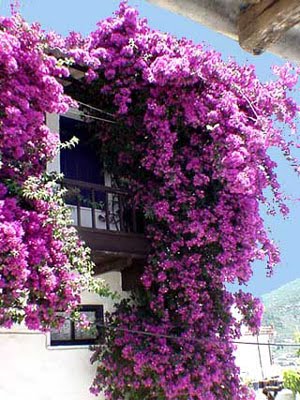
[50, 305, 104, 346]
[60, 116, 104, 185]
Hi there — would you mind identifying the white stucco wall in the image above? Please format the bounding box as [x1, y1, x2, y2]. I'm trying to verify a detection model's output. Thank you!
[0, 271, 126, 400]
[46, 113, 60, 174]
[235, 333, 273, 381]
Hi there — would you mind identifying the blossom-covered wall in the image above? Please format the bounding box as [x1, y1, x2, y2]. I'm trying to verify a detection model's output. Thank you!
[1, 2, 300, 400]
[0, 14, 108, 331]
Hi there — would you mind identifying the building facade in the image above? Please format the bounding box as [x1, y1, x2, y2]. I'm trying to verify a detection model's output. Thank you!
[0, 98, 147, 399]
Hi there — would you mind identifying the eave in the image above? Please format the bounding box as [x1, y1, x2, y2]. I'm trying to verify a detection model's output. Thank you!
[147, 0, 300, 62]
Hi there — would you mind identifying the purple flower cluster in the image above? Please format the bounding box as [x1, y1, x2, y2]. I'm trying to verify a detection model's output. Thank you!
[76, 3, 299, 399]
[0, 15, 97, 330]
[2, 2, 300, 398]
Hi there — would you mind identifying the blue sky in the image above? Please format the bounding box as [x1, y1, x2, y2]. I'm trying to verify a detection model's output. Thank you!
[1, 0, 300, 297]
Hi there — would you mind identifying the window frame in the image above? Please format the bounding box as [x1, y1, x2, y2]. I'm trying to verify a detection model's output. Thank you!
[50, 304, 104, 347]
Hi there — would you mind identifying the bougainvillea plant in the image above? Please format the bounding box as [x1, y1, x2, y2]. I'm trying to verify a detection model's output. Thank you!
[0, 13, 110, 331]
[2, 2, 300, 399]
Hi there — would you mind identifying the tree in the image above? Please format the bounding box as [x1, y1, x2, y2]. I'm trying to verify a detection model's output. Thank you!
[283, 333, 300, 399]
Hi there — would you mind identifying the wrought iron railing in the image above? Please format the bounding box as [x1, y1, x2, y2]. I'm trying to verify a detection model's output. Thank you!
[62, 178, 144, 234]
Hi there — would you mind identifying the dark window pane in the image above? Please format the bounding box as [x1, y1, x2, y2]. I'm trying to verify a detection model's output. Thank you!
[50, 313, 72, 342]
[50, 305, 104, 346]
[60, 116, 104, 185]
[75, 311, 98, 340]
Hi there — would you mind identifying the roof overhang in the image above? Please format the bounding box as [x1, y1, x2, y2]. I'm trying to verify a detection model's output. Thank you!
[147, 0, 300, 63]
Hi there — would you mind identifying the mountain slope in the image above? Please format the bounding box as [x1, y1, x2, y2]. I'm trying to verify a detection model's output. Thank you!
[262, 279, 300, 341]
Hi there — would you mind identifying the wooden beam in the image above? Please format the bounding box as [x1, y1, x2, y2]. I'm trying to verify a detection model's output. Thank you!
[76, 227, 148, 258]
[238, 0, 300, 55]
[94, 256, 133, 275]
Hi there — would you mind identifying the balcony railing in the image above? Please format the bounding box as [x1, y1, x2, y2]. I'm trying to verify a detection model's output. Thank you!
[63, 178, 144, 234]
[62, 178, 147, 274]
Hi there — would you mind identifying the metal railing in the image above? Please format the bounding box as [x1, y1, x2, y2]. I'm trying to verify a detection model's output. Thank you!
[63, 178, 143, 234]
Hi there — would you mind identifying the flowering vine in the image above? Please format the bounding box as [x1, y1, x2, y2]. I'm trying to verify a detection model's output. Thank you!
[0, 14, 109, 330]
[61, 4, 300, 399]
[2, 2, 300, 399]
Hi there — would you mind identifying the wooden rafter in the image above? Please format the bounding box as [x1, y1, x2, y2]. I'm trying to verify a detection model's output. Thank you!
[238, 0, 300, 55]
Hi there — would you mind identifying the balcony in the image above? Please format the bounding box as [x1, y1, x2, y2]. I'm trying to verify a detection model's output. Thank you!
[63, 179, 148, 276]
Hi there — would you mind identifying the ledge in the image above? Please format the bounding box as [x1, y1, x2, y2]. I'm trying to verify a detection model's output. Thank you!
[76, 227, 148, 274]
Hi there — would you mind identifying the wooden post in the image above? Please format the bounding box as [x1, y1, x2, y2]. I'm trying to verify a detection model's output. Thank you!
[119, 195, 125, 232]
[76, 190, 81, 227]
[238, 0, 300, 55]
[91, 189, 96, 229]
[105, 192, 110, 231]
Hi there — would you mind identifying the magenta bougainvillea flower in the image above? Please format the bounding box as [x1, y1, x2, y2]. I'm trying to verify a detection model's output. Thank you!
[1, 2, 300, 399]
[73, 4, 298, 399]
[0, 14, 108, 331]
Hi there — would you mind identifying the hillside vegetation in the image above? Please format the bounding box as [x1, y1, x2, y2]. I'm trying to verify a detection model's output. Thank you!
[262, 279, 300, 341]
